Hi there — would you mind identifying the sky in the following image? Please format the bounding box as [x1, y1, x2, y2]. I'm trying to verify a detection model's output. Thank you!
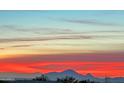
[0, 10, 124, 77]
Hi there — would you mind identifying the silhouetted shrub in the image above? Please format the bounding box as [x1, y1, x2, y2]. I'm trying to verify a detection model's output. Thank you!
[0, 80, 10, 83]
[57, 76, 79, 83]
[33, 74, 48, 81]
[79, 79, 95, 83]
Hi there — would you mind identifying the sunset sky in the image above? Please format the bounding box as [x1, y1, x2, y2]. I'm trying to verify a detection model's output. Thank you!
[0, 10, 124, 77]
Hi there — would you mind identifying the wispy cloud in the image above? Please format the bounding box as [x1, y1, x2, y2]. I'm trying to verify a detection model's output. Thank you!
[0, 44, 33, 51]
[0, 33, 124, 43]
[0, 52, 124, 62]
[0, 25, 73, 33]
[0, 34, 93, 43]
[10, 44, 32, 48]
[57, 18, 122, 26]
[0, 25, 79, 37]
[0, 48, 5, 50]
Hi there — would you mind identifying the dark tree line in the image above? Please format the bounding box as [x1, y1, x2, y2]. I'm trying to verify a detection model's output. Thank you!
[0, 74, 96, 83]
[32, 75, 96, 83]
[57, 76, 79, 83]
[32, 74, 49, 81]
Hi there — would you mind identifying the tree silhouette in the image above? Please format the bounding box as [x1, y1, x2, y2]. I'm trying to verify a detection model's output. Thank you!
[57, 76, 79, 83]
[105, 76, 111, 83]
[79, 79, 95, 83]
[0, 80, 10, 83]
[33, 74, 48, 81]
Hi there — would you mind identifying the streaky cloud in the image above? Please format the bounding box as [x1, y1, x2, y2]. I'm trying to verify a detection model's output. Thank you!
[10, 44, 33, 48]
[0, 25, 72, 32]
[0, 48, 5, 50]
[59, 18, 122, 26]
[0, 35, 93, 43]
[0, 52, 124, 62]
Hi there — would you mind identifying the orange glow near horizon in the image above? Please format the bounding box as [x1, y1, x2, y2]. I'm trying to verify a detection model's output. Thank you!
[0, 61, 124, 77]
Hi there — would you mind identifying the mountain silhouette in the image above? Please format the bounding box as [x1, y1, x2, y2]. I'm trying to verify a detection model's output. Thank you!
[86, 73, 94, 78]
[45, 69, 94, 81]
[61, 69, 80, 75]
[0, 69, 124, 83]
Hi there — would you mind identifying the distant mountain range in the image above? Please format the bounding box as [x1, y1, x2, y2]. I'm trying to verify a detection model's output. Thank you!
[0, 69, 124, 83]
[45, 69, 94, 81]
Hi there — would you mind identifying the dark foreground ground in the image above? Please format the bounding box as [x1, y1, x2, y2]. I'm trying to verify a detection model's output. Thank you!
[0, 80, 97, 83]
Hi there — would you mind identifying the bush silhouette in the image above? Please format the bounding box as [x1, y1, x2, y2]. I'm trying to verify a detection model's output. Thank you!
[0, 80, 10, 83]
[57, 76, 79, 83]
[33, 74, 48, 81]
[79, 79, 95, 83]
